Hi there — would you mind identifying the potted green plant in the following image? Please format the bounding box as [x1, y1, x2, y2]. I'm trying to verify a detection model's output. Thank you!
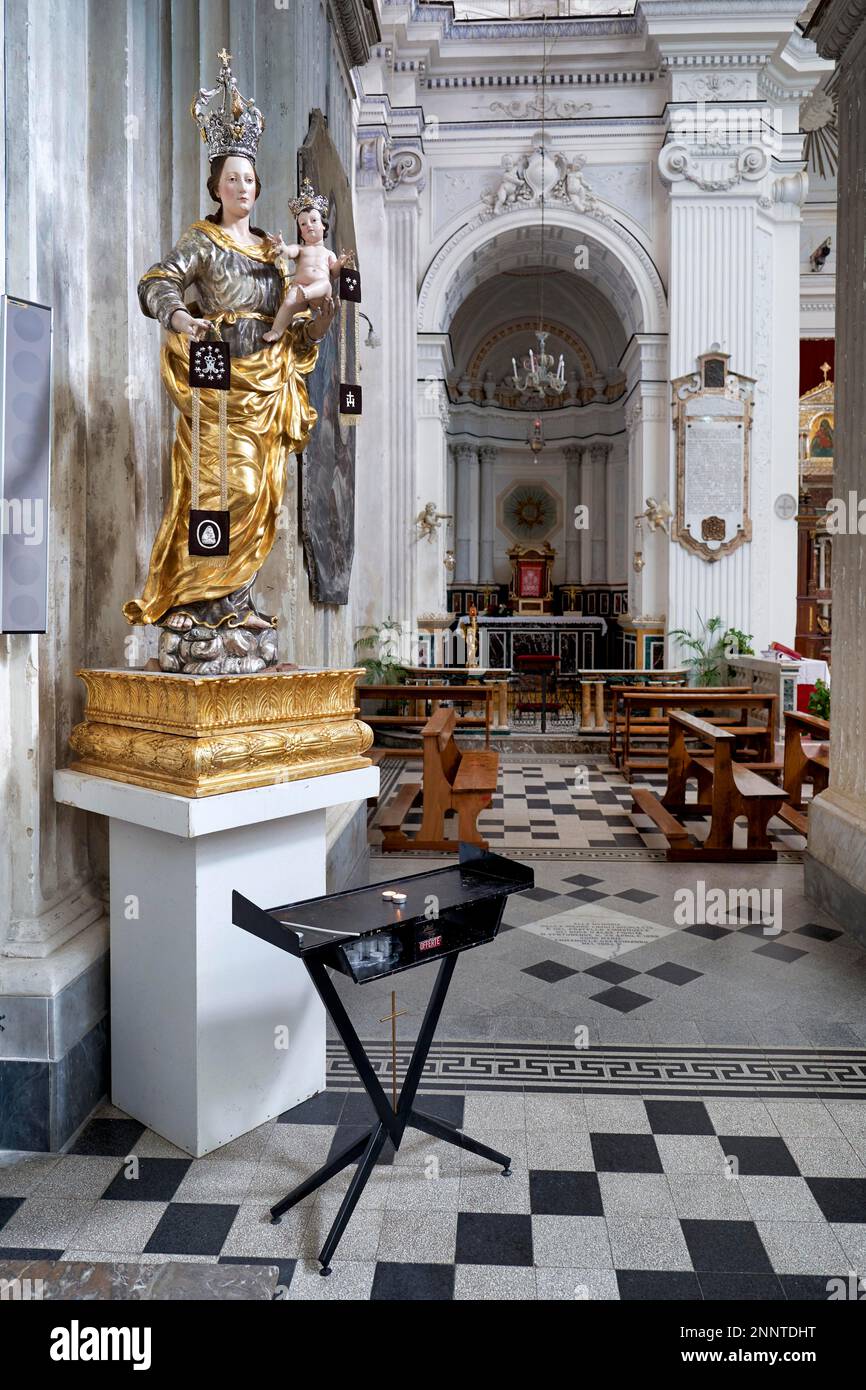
[722, 626, 754, 681]
[808, 678, 830, 720]
[353, 619, 409, 718]
[668, 613, 731, 687]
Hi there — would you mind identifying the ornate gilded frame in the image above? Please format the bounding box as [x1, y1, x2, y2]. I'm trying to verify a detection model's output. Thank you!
[672, 349, 754, 563]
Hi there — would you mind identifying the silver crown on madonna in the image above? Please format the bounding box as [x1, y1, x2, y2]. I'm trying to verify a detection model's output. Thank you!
[288, 177, 330, 220]
[191, 49, 265, 164]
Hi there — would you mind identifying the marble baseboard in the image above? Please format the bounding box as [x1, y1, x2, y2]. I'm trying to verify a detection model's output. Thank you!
[804, 852, 866, 948]
[805, 789, 866, 947]
[1, 953, 108, 1063]
[0, 1017, 108, 1151]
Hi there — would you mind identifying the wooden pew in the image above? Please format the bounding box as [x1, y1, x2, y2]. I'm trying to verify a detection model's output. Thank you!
[380, 707, 499, 852]
[357, 683, 494, 755]
[618, 689, 778, 781]
[608, 680, 690, 765]
[776, 710, 830, 835]
[632, 709, 785, 861]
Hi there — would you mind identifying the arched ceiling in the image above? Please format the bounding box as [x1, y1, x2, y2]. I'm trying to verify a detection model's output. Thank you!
[450, 267, 627, 385]
[443, 221, 636, 385]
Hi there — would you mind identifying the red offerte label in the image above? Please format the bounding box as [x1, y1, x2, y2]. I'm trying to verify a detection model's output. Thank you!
[418, 934, 443, 952]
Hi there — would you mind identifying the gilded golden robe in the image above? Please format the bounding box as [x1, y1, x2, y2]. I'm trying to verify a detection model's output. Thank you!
[123, 219, 319, 626]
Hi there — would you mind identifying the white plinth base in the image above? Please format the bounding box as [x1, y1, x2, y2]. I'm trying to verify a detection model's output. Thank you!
[55, 766, 379, 1156]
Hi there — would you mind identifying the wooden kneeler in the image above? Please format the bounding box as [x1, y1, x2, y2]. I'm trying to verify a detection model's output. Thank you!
[380, 707, 499, 852]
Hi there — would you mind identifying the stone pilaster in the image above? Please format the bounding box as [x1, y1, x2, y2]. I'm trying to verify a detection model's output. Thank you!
[588, 444, 610, 583]
[455, 443, 480, 584]
[416, 335, 452, 617]
[621, 335, 671, 624]
[478, 445, 498, 583]
[562, 445, 583, 585]
[805, 0, 866, 941]
[646, 0, 819, 653]
[579, 447, 594, 586]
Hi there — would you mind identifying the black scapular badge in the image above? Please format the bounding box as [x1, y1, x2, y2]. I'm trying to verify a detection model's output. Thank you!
[188, 337, 231, 557]
[339, 266, 362, 302]
[189, 339, 231, 389]
[339, 383, 362, 416]
[189, 510, 230, 557]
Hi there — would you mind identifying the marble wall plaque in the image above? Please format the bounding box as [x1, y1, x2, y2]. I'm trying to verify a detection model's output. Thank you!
[672, 351, 753, 561]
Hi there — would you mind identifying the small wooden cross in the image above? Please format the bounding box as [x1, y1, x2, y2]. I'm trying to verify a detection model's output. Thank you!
[379, 989, 409, 1111]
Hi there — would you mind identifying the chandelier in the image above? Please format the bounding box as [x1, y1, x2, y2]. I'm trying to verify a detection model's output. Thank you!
[512, 332, 565, 403]
[509, 19, 567, 405]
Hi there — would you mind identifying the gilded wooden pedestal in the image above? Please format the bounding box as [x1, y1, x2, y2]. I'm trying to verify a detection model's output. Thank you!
[68, 668, 374, 797]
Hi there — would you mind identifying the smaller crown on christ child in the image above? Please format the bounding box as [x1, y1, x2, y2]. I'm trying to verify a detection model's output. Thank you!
[288, 177, 330, 221]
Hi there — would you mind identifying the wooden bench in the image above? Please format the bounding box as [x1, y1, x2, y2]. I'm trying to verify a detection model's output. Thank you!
[618, 689, 778, 781]
[357, 683, 495, 760]
[633, 709, 786, 861]
[776, 710, 830, 835]
[608, 681, 690, 765]
[380, 706, 499, 852]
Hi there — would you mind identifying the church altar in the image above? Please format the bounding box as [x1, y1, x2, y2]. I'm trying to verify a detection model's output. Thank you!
[457, 613, 608, 673]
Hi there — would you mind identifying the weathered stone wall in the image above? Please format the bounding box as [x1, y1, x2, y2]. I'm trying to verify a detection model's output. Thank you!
[0, 0, 378, 1146]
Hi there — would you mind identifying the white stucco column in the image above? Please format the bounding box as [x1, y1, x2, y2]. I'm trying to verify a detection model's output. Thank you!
[446, 445, 456, 538]
[384, 182, 422, 632]
[455, 443, 480, 583]
[579, 447, 593, 585]
[415, 335, 453, 618]
[478, 444, 497, 582]
[622, 336, 671, 622]
[563, 445, 582, 584]
[805, 0, 866, 941]
[645, 0, 820, 655]
[589, 443, 610, 583]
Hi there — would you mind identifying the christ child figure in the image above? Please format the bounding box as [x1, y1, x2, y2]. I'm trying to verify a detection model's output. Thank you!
[263, 203, 354, 342]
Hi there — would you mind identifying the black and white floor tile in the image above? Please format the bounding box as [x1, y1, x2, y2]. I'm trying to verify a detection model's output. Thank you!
[3, 1091, 865, 1300]
[369, 757, 807, 857]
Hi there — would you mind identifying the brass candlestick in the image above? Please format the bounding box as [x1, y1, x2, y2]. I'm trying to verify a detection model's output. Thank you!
[379, 990, 409, 1111]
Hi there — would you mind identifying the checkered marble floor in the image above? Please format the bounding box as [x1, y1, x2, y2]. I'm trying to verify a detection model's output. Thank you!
[3, 1092, 865, 1300]
[370, 757, 807, 856]
[342, 856, 866, 1049]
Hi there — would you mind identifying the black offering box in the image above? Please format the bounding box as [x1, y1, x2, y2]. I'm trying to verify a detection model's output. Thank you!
[233, 846, 531, 984]
[232, 844, 533, 1273]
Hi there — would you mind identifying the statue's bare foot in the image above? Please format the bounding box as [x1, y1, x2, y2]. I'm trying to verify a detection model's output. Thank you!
[162, 611, 194, 633]
[239, 610, 274, 632]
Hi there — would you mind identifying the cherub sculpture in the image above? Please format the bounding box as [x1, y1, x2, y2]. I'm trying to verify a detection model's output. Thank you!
[484, 155, 526, 215]
[643, 497, 673, 533]
[561, 156, 598, 213]
[415, 501, 451, 543]
[263, 178, 355, 341]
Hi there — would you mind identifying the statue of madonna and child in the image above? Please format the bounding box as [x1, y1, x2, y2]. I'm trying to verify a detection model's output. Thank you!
[123, 51, 353, 675]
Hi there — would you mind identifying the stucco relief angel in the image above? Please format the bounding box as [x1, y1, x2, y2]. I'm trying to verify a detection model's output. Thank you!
[556, 155, 599, 214]
[482, 155, 527, 215]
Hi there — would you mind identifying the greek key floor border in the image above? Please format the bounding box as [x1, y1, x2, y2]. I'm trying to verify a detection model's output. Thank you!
[326, 1042, 866, 1099]
[370, 848, 805, 864]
